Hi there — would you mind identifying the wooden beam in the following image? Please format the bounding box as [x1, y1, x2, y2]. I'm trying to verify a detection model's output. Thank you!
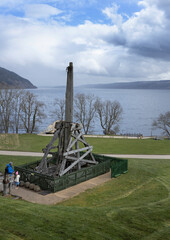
[75, 133, 81, 170]
[65, 62, 73, 123]
[71, 132, 89, 146]
[63, 146, 92, 157]
[89, 152, 96, 162]
[59, 149, 92, 176]
[67, 136, 73, 151]
[65, 156, 98, 164]
[59, 158, 67, 176]
[66, 132, 82, 151]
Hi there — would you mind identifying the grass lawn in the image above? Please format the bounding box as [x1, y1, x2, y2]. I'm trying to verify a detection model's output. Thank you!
[0, 155, 40, 173]
[0, 134, 170, 154]
[0, 155, 170, 239]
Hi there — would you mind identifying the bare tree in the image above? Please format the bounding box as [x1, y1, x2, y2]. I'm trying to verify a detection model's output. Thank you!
[52, 98, 65, 121]
[0, 89, 14, 133]
[12, 89, 25, 133]
[74, 93, 97, 134]
[96, 99, 123, 135]
[20, 91, 46, 133]
[152, 111, 170, 137]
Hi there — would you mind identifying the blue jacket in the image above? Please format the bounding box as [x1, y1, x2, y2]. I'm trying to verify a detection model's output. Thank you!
[6, 164, 14, 174]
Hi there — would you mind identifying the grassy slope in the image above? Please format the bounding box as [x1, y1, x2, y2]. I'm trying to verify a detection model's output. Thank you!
[0, 134, 51, 152]
[0, 134, 170, 154]
[0, 155, 40, 173]
[0, 156, 170, 240]
[87, 137, 170, 155]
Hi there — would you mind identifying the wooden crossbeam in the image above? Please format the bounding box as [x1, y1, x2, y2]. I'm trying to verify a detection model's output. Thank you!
[59, 158, 67, 176]
[66, 132, 82, 151]
[75, 132, 81, 170]
[42, 145, 58, 153]
[63, 146, 92, 157]
[59, 148, 92, 176]
[89, 152, 96, 162]
[67, 136, 73, 151]
[37, 129, 60, 171]
[71, 133, 88, 146]
[65, 156, 98, 164]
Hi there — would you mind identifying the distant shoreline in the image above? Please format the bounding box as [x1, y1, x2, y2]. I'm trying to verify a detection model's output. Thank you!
[80, 80, 170, 90]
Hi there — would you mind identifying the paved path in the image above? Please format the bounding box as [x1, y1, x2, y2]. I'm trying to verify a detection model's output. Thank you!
[0, 150, 44, 157]
[0, 150, 170, 159]
[38, 133, 152, 139]
[104, 154, 170, 159]
[10, 171, 111, 205]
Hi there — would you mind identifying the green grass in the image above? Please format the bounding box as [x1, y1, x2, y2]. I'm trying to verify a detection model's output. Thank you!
[0, 155, 40, 173]
[0, 134, 51, 152]
[86, 137, 170, 155]
[0, 155, 170, 239]
[0, 134, 170, 154]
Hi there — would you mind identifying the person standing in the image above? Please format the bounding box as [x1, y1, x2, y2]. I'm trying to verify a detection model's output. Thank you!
[14, 171, 20, 189]
[4, 162, 14, 194]
[5, 162, 14, 176]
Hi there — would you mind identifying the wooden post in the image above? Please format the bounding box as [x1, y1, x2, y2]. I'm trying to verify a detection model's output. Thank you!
[64, 62, 73, 151]
[65, 62, 73, 123]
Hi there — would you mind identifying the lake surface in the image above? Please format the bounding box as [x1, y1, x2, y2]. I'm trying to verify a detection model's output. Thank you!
[30, 87, 170, 136]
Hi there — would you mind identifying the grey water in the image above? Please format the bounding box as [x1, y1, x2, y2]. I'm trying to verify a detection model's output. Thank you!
[30, 87, 170, 136]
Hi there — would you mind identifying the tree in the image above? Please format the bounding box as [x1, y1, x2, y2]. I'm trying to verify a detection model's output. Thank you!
[0, 89, 14, 133]
[12, 89, 25, 133]
[0, 89, 46, 134]
[52, 98, 65, 121]
[20, 91, 46, 133]
[74, 93, 97, 134]
[152, 111, 170, 137]
[96, 99, 123, 135]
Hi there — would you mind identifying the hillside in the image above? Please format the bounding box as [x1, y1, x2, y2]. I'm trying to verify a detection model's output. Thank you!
[82, 80, 170, 90]
[0, 67, 37, 89]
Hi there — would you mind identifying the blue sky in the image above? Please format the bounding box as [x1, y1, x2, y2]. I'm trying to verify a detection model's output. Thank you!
[0, 0, 141, 25]
[0, 0, 169, 86]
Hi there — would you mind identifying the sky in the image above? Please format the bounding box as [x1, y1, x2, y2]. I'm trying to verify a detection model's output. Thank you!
[0, 0, 170, 86]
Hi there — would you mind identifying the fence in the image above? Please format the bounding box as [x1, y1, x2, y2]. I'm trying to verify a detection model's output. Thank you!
[14, 154, 128, 192]
[110, 159, 128, 178]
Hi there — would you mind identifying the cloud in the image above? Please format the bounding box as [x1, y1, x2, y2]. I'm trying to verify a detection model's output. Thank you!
[0, 0, 170, 86]
[102, 3, 123, 26]
[104, 0, 170, 61]
[24, 4, 62, 20]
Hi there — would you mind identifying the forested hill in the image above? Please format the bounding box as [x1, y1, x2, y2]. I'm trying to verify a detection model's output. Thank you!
[82, 80, 170, 90]
[0, 67, 37, 89]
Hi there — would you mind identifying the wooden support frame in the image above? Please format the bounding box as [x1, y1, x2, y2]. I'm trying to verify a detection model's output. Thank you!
[59, 148, 92, 176]
[37, 121, 98, 177]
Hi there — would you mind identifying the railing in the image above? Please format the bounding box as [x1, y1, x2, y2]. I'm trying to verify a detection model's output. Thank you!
[14, 154, 128, 192]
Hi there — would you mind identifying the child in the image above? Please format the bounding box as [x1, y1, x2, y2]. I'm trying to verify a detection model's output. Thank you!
[14, 171, 20, 189]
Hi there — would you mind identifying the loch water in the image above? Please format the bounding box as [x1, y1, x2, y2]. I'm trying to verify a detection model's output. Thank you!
[30, 87, 170, 136]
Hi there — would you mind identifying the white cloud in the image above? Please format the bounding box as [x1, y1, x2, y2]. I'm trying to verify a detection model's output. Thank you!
[102, 3, 123, 26]
[24, 4, 62, 19]
[0, 0, 170, 86]
[105, 0, 170, 61]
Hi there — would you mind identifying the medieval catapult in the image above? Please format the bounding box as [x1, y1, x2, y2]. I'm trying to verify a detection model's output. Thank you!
[36, 62, 98, 177]
[12, 62, 127, 193]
